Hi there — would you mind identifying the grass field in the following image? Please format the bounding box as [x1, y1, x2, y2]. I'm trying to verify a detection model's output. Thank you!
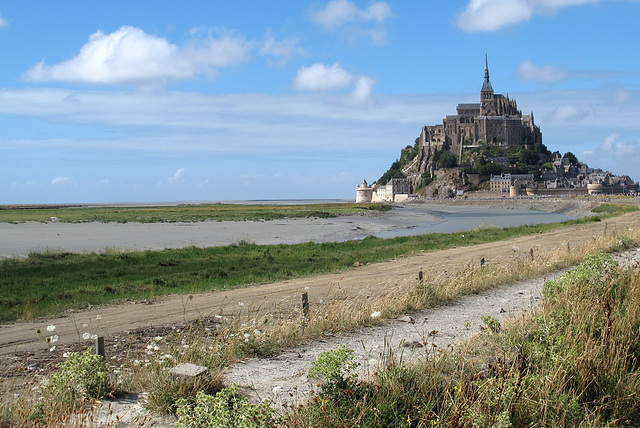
[0, 202, 390, 223]
[1, 203, 636, 323]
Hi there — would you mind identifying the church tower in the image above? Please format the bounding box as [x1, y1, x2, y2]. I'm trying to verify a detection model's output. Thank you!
[480, 54, 495, 115]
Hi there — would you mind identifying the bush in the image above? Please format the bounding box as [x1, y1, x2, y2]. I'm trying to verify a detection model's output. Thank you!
[174, 385, 276, 428]
[46, 348, 113, 405]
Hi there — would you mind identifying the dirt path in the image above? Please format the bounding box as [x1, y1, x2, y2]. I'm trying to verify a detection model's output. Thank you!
[1, 211, 637, 356]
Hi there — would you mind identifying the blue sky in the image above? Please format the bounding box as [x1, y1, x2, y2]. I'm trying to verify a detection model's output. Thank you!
[1, 1, 639, 204]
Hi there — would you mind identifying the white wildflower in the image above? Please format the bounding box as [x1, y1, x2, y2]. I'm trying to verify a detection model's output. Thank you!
[238, 302, 245, 306]
[96, 315, 102, 320]
[49, 335, 59, 343]
[49, 346, 56, 352]
[370, 311, 382, 320]
[82, 332, 91, 340]
[46, 325, 56, 332]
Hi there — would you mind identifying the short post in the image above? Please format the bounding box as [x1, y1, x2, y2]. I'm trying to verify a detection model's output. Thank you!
[302, 292, 309, 319]
[480, 257, 485, 267]
[530, 248, 534, 260]
[418, 270, 423, 282]
[95, 336, 105, 358]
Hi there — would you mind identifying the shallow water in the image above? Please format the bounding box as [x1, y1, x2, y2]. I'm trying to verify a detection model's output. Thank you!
[372, 204, 571, 239]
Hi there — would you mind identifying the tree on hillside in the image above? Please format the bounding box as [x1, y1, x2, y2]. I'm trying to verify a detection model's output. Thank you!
[434, 150, 457, 168]
[564, 152, 579, 165]
[519, 148, 539, 166]
[377, 159, 403, 184]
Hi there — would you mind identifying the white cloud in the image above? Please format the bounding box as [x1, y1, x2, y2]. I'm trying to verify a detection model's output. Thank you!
[333, 75, 376, 106]
[310, 0, 391, 28]
[456, 0, 533, 32]
[23, 26, 250, 87]
[310, 0, 392, 45]
[517, 59, 568, 83]
[456, 0, 600, 32]
[260, 30, 306, 67]
[601, 133, 636, 157]
[168, 168, 186, 184]
[51, 176, 72, 186]
[0, 11, 7, 29]
[614, 90, 630, 104]
[294, 63, 354, 91]
[581, 133, 637, 169]
[294, 63, 375, 105]
[546, 104, 585, 122]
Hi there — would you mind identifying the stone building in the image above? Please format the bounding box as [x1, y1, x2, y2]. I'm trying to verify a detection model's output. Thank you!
[414, 56, 542, 174]
[355, 177, 412, 203]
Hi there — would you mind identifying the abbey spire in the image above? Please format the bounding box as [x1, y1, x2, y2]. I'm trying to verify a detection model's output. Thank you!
[481, 53, 494, 99]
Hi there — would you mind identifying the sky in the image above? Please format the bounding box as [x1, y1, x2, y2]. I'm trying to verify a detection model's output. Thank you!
[1, 1, 639, 204]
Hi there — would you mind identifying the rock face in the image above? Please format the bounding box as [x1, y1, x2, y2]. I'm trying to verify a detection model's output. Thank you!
[422, 169, 472, 198]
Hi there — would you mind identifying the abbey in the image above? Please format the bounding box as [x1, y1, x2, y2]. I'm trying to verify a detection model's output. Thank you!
[414, 57, 541, 174]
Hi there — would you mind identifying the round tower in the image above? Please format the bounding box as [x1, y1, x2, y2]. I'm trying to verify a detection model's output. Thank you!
[356, 179, 374, 203]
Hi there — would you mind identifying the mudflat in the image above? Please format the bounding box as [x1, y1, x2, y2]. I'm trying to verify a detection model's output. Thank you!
[0, 200, 582, 258]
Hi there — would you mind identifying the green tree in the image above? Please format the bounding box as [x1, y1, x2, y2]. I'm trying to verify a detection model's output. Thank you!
[564, 151, 579, 165]
[477, 163, 503, 175]
[435, 151, 457, 168]
[519, 148, 539, 166]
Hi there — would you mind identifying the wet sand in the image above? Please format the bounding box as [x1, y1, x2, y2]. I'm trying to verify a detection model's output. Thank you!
[0, 204, 572, 258]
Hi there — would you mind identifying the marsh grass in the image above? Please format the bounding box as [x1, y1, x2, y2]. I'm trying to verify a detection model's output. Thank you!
[0, 202, 390, 224]
[1, 205, 632, 323]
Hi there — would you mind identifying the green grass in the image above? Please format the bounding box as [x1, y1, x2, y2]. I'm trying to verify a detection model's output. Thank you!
[0, 202, 390, 223]
[1, 204, 633, 323]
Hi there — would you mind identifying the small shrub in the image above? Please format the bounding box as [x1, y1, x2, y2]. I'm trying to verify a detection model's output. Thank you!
[309, 345, 359, 387]
[481, 315, 501, 333]
[46, 348, 113, 405]
[174, 385, 276, 428]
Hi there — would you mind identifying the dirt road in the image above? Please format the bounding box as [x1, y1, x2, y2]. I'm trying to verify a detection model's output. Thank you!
[1, 210, 637, 356]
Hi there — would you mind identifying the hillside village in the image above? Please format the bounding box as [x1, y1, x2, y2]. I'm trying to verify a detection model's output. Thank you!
[357, 57, 638, 203]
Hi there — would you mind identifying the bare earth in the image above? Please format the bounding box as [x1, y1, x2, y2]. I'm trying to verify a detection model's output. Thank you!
[1, 199, 638, 425]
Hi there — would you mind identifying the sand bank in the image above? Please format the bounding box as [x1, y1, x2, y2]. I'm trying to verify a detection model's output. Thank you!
[0, 203, 578, 258]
